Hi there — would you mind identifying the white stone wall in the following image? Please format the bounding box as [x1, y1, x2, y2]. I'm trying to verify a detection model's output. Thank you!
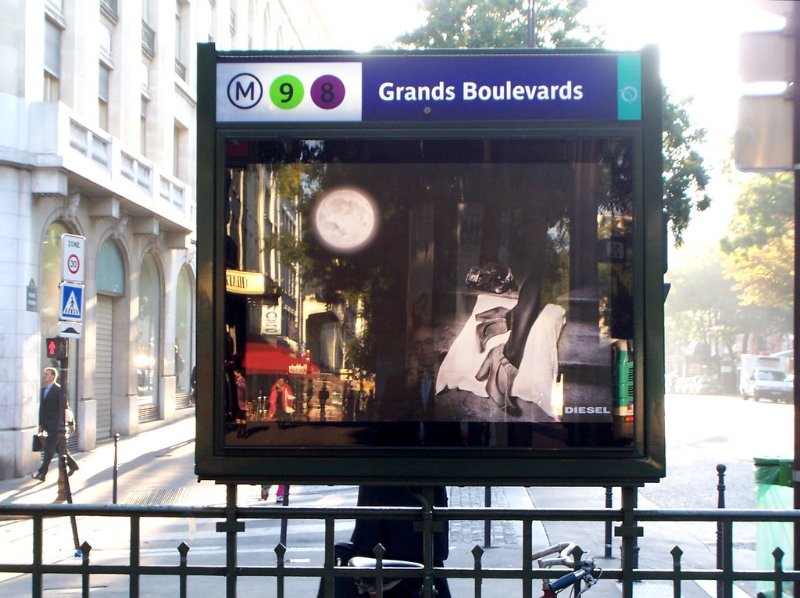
[0, 0, 333, 478]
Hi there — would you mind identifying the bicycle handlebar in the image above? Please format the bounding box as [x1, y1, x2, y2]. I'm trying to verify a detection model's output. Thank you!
[532, 542, 579, 568]
[532, 542, 601, 595]
[548, 564, 592, 592]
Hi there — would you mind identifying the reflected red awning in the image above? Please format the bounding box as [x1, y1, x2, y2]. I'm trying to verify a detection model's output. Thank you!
[242, 342, 319, 377]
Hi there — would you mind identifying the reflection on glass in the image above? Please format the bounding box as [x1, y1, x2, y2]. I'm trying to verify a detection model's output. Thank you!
[221, 138, 634, 449]
[137, 254, 160, 403]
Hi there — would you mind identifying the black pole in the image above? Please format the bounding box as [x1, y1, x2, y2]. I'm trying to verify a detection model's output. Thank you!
[604, 486, 613, 558]
[484, 486, 492, 547]
[793, 6, 800, 597]
[113, 433, 119, 504]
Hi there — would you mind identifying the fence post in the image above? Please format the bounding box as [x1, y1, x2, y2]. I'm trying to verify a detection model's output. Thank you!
[215, 484, 244, 598]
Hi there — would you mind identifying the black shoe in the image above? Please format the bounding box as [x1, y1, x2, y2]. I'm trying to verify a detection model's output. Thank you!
[68, 465, 79, 477]
[466, 263, 516, 294]
[31, 473, 45, 482]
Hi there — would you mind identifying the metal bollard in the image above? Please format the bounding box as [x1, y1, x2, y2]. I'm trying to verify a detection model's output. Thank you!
[280, 485, 290, 547]
[113, 433, 120, 504]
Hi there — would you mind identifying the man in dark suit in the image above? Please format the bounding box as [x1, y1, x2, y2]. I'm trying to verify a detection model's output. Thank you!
[32, 367, 78, 482]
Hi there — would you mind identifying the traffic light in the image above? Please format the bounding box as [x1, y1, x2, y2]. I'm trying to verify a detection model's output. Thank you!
[46, 337, 67, 360]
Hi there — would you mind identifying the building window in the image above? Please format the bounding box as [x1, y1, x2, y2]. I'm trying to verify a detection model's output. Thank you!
[140, 96, 148, 156]
[175, 0, 188, 80]
[99, 21, 113, 62]
[44, 18, 61, 101]
[175, 266, 194, 395]
[99, 63, 110, 130]
[97, 239, 125, 295]
[141, 58, 150, 94]
[142, 0, 155, 58]
[174, 121, 187, 180]
[137, 254, 161, 403]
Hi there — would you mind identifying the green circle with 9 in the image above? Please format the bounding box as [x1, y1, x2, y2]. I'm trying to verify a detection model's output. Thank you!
[269, 75, 304, 110]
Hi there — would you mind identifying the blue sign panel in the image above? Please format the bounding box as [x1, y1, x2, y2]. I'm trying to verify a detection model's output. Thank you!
[361, 54, 619, 122]
[216, 53, 642, 123]
[59, 282, 84, 322]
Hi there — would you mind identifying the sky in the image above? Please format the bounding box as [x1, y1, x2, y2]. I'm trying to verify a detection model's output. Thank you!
[323, 0, 788, 245]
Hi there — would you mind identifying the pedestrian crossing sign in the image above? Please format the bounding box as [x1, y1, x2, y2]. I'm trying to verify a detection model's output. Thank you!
[59, 282, 84, 322]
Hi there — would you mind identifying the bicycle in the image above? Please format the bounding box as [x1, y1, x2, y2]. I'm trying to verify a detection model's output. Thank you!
[347, 555, 425, 597]
[532, 542, 601, 597]
[340, 541, 599, 598]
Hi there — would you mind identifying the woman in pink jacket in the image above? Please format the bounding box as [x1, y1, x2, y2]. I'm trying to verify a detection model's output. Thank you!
[268, 377, 294, 419]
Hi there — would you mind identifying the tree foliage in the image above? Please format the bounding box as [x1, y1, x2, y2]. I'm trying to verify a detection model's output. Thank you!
[396, 0, 710, 245]
[720, 172, 793, 327]
[396, 0, 601, 48]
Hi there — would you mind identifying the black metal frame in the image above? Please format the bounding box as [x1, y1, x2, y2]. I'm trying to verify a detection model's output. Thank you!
[195, 44, 666, 485]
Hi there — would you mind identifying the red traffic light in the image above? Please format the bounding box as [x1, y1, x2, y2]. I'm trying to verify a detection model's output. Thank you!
[46, 337, 67, 360]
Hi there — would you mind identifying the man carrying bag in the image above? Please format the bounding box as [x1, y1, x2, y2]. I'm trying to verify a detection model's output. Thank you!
[32, 367, 78, 482]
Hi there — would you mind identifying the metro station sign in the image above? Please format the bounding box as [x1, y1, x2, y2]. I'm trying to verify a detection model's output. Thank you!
[216, 53, 642, 124]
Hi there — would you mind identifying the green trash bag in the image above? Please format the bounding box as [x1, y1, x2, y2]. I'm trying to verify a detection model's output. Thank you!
[754, 458, 793, 598]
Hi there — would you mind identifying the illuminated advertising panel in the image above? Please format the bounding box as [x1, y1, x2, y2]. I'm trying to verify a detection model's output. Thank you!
[196, 47, 665, 484]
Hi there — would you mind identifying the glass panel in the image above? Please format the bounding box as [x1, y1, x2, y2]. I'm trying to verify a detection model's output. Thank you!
[44, 19, 61, 77]
[96, 239, 124, 295]
[99, 64, 110, 101]
[222, 137, 635, 449]
[175, 267, 193, 394]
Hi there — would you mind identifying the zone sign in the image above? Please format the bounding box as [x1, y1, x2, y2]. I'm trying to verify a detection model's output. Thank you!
[61, 234, 86, 284]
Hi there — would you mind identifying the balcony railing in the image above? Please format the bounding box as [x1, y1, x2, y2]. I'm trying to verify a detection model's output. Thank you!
[175, 58, 187, 80]
[142, 20, 155, 58]
[69, 119, 110, 169]
[160, 174, 185, 210]
[121, 151, 153, 193]
[100, 0, 117, 21]
[37, 104, 192, 230]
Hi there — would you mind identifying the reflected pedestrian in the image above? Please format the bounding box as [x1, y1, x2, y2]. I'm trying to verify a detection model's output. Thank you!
[318, 383, 329, 421]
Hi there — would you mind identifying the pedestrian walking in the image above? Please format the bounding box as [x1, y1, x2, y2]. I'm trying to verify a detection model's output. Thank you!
[32, 367, 78, 483]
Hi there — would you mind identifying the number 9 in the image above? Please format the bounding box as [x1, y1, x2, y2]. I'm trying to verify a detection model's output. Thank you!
[279, 82, 294, 104]
[270, 75, 304, 110]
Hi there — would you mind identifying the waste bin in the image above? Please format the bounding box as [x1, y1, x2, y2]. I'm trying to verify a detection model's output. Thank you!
[754, 457, 794, 597]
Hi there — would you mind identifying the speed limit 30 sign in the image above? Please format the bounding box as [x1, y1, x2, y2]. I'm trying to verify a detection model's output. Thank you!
[61, 234, 86, 284]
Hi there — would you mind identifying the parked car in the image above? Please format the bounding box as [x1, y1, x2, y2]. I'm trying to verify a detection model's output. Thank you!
[691, 375, 720, 395]
[742, 368, 793, 403]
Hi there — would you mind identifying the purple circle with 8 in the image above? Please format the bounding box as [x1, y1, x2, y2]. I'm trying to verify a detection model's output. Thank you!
[311, 75, 345, 110]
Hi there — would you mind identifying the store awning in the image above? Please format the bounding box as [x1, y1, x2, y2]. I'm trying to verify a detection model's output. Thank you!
[242, 342, 319, 377]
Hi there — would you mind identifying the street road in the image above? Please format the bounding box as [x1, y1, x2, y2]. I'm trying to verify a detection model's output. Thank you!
[643, 392, 793, 509]
[0, 393, 791, 596]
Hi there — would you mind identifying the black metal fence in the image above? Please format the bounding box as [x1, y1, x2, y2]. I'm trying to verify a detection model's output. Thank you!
[0, 496, 797, 598]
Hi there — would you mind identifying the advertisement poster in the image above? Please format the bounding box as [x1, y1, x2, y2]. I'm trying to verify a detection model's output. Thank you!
[220, 135, 635, 450]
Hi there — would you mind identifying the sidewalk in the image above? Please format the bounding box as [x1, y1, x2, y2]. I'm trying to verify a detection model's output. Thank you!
[0, 414, 736, 597]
